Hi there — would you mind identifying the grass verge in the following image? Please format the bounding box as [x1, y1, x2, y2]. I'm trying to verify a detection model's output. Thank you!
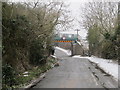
[3, 56, 57, 89]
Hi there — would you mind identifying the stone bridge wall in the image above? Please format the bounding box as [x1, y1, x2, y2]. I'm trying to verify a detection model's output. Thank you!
[56, 41, 86, 56]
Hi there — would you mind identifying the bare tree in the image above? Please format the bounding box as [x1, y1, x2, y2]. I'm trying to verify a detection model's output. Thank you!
[81, 2, 118, 36]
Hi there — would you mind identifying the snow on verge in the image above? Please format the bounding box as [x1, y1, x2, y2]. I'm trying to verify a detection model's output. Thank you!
[55, 46, 71, 56]
[73, 56, 118, 81]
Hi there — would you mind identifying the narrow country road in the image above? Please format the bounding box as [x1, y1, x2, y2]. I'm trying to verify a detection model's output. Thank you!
[33, 48, 118, 88]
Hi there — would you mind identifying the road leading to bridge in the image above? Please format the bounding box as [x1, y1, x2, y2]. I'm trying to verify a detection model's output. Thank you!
[33, 48, 118, 88]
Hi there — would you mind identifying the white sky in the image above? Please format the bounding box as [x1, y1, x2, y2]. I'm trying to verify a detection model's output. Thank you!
[9, 0, 88, 39]
[7, 0, 120, 39]
[63, 0, 88, 39]
[60, 0, 120, 39]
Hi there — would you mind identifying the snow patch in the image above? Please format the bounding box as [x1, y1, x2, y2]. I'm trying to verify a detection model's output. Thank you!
[51, 55, 57, 59]
[23, 71, 29, 74]
[55, 46, 71, 56]
[72, 55, 81, 58]
[23, 75, 29, 77]
[76, 41, 82, 46]
[72, 55, 118, 81]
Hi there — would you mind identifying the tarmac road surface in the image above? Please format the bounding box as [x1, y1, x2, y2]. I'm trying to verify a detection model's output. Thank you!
[33, 48, 118, 88]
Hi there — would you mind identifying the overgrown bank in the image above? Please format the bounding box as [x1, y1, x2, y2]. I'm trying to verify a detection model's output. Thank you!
[2, 1, 71, 89]
[2, 56, 57, 89]
[81, 2, 120, 60]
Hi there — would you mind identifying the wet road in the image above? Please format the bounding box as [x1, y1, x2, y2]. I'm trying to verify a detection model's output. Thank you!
[33, 48, 118, 88]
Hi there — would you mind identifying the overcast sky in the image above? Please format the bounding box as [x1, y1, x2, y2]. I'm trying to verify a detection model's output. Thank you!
[7, 0, 119, 39]
[60, 0, 119, 39]
[8, 0, 88, 39]
[64, 0, 88, 39]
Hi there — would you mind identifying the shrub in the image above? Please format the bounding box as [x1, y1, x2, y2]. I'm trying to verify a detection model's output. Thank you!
[29, 39, 47, 65]
[101, 40, 116, 59]
[2, 63, 17, 89]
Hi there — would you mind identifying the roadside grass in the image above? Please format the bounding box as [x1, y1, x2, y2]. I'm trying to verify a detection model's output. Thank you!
[13, 56, 57, 88]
